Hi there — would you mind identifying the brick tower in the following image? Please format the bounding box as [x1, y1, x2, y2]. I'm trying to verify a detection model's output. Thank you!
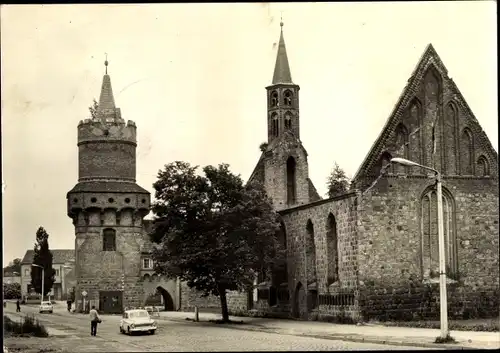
[66, 59, 151, 313]
[258, 21, 321, 211]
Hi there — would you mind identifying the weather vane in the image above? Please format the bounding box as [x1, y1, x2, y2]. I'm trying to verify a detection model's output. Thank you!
[280, 11, 284, 27]
[105, 53, 109, 75]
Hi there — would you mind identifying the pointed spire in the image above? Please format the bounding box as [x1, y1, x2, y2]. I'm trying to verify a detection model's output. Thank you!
[272, 19, 293, 84]
[96, 54, 117, 119]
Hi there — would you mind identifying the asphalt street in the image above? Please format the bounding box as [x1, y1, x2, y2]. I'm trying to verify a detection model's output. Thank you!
[5, 304, 436, 351]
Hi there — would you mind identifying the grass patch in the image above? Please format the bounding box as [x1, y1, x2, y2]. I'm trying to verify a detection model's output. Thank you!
[434, 334, 457, 344]
[4, 314, 49, 337]
[375, 318, 499, 332]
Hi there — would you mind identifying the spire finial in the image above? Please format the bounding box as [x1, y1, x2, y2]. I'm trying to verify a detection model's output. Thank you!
[280, 12, 284, 28]
[104, 53, 108, 75]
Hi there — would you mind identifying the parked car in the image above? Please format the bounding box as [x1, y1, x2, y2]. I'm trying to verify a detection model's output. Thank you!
[39, 301, 53, 314]
[119, 309, 157, 335]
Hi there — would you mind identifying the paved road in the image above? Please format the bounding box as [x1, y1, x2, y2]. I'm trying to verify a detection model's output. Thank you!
[5, 304, 435, 352]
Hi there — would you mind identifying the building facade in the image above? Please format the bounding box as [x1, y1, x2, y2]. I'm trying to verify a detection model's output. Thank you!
[20, 249, 76, 300]
[179, 23, 499, 321]
[67, 23, 498, 319]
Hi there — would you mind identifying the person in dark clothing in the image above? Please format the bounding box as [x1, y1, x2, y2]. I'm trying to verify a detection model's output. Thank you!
[16, 299, 21, 312]
[67, 300, 72, 312]
[89, 305, 101, 336]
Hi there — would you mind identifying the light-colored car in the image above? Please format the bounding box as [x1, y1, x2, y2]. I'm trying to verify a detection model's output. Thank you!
[119, 309, 157, 335]
[39, 301, 53, 314]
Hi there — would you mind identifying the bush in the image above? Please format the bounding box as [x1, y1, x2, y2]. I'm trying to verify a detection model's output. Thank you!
[4, 314, 49, 337]
[3, 283, 21, 299]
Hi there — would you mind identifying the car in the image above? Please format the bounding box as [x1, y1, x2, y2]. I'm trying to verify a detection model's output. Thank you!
[39, 301, 53, 314]
[119, 309, 157, 335]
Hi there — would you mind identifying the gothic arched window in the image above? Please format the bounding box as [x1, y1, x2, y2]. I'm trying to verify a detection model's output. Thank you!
[286, 156, 296, 205]
[271, 113, 279, 137]
[326, 213, 339, 285]
[446, 102, 459, 174]
[305, 220, 317, 284]
[420, 187, 458, 280]
[270, 91, 279, 108]
[394, 123, 409, 174]
[284, 113, 292, 130]
[460, 128, 474, 175]
[476, 155, 490, 177]
[284, 90, 293, 106]
[103, 228, 116, 251]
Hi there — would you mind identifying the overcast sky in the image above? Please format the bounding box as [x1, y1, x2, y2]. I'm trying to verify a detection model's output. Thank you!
[1, 2, 497, 266]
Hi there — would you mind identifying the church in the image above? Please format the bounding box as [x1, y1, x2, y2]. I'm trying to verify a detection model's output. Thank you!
[67, 22, 498, 320]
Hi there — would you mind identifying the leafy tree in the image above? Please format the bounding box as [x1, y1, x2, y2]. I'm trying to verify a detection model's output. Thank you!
[3, 258, 22, 274]
[30, 227, 56, 298]
[89, 98, 99, 119]
[150, 161, 283, 322]
[3, 283, 21, 299]
[326, 161, 350, 198]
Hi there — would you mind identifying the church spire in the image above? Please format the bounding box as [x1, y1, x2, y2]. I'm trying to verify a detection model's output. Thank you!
[272, 20, 293, 84]
[97, 54, 117, 119]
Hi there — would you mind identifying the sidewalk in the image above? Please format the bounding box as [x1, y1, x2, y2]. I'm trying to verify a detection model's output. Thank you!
[155, 310, 500, 350]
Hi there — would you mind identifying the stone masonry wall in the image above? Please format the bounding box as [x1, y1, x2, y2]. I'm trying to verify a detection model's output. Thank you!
[280, 192, 360, 320]
[356, 175, 499, 321]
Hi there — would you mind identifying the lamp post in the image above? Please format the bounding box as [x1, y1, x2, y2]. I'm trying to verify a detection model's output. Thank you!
[390, 157, 449, 339]
[31, 264, 44, 306]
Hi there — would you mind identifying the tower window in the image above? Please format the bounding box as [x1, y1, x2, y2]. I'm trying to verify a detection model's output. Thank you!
[284, 113, 292, 129]
[284, 90, 293, 106]
[270, 91, 279, 107]
[103, 228, 116, 251]
[271, 113, 279, 137]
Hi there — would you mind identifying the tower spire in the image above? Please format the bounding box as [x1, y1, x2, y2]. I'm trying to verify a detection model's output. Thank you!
[272, 17, 293, 84]
[97, 53, 116, 119]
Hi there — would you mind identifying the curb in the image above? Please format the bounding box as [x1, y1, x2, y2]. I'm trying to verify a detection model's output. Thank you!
[158, 315, 488, 350]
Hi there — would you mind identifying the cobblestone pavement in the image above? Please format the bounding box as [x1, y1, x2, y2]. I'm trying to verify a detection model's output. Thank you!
[5, 305, 437, 352]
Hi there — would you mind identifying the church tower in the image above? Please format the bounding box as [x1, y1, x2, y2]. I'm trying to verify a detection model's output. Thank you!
[66, 59, 151, 313]
[249, 21, 321, 211]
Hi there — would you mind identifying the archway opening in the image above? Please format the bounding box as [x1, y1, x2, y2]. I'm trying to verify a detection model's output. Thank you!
[156, 286, 174, 311]
[293, 282, 307, 319]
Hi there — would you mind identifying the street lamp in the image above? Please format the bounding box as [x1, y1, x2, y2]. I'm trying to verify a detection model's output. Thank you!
[31, 264, 44, 306]
[390, 157, 449, 339]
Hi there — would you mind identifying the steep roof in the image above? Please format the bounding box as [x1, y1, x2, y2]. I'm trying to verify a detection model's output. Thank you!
[352, 43, 498, 181]
[272, 22, 293, 85]
[21, 249, 75, 265]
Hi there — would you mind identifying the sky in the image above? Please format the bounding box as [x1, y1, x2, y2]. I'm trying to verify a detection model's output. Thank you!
[1, 2, 497, 266]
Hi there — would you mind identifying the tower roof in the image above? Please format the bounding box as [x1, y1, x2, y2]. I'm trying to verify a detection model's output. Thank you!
[96, 57, 120, 121]
[272, 21, 293, 85]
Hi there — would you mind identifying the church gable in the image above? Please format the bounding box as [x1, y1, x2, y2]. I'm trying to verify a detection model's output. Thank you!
[353, 44, 498, 184]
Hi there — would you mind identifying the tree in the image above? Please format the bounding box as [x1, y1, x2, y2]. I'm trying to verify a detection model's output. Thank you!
[3, 258, 22, 274]
[89, 98, 99, 119]
[150, 161, 283, 322]
[326, 161, 350, 198]
[30, 227, 56, 298]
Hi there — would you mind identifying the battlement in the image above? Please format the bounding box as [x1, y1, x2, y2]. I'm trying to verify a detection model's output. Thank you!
[77, 117, 137, 146]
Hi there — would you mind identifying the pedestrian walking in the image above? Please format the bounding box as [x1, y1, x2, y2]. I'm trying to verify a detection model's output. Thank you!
[67, 299, 72, 312]
[16, 299, 21, 312]
[89, 305, 101, 336]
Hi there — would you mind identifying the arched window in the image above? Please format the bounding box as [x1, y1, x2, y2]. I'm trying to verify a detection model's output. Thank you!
[326, 213, 339, 285]
[476, 155, 490, 177]
[271, 113, 279, 137]
[420, 187, 457, 280]
[270, 91, 279, 108]
[409, 98, 423, 165]
[284, 112, 292, 130]
[460, 128, 474, 175]
[445, 102, 459, 174]
[394, 123, 409, 174]
[103, 228, 116, 251]
[284, 90, 293, 106]
[305, 220, 317, 283]
[286, 156, 296, 205]
[271, 222, 288, 287]
[379, 151, 393, 175]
